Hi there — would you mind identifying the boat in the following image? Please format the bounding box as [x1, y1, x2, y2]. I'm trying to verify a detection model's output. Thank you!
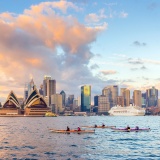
[82, 125, 116, 129]
[108, 105, 145, 116]
[50, 129, 95, 133]
[111, 128, 151, 132]
[45, 111, 57, 117]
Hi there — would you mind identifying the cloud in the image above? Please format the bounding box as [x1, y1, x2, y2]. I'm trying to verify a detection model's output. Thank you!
[119, 11, 128, 18]
[0, 1, 107, 103]
[100, 70, 117, 75]
[90, 64, 99, 70]
[133, 41, 147, 46]
[85, 9, 107, 23]
[128, 58, 143, 65]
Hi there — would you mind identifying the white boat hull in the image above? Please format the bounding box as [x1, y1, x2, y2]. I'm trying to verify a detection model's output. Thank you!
[108, 105, 145, 116]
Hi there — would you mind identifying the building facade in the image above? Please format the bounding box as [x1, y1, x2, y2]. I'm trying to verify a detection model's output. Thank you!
[133, 90, 142, 107]
[81, 85, 91, 112]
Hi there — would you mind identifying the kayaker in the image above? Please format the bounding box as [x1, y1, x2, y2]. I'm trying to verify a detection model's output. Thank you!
[102, 123, 105, 127]
[66, 126, 70, 131]
[94, 124, 97, 128]
[135, 126, 139, 130]
[125, 125, 130, 130]
[77, 127, 81, 131]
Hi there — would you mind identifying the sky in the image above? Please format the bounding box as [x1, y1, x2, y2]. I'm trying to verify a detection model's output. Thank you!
[0, 0, 160, 104]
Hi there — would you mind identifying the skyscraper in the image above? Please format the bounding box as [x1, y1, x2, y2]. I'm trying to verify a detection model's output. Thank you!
[60, 90, 66, 107]
[120, 88, 130, 106]
[43, 75, 56, 106]
[81, 85, 91, 112]
[102, 85, 118, 108]
[146, 86, 158, 107]
[133, 90, 142, 107]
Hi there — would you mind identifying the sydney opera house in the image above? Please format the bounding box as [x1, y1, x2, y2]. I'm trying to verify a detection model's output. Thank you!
[0, 89, 51, 116]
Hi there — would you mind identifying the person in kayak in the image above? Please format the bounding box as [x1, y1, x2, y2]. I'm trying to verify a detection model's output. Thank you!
[102, 123, 105, 127]
[77, 127, 81, 131]
[126, 125, 130, 130]
[66, 126, 70, 131]
[94, 124, 97, 128]
[135, 126, 139, 130]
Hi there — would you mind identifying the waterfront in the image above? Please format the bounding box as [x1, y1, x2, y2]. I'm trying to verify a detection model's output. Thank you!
[0, 116, 160, 159]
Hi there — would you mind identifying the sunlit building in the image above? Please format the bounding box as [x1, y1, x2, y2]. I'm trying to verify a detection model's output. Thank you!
[102, 85, 118, 108]
[51, 94, 63, 114]
[0, 91, 22, 115]
[24, 89, 50, 116]
[43, 75, 56, 106]
[120, 88, 130, 106]
[81, 85, 91, 112]
[133, 90, 142, 107]
[117, 96, 124, 107]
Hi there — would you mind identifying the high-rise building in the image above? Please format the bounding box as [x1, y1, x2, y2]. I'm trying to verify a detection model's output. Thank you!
[43, 75, 56, 106]
[117, 96, 124, 107]
[142, 93, 146, 108]
[146, 86, 158, 107]
[28, 79, 36, 96]
[102, 85, 118, 108]
[67, 95, 74, 110]
[60, 90, 66, 107]
[81, 85, 91, 112]
[94, 95, 99, 106]
[98, 95, 110, 113]
[120, 88, 130, 106]
[39, 84, 43, 96]
[133, 90, 142, 107]
[51, 94, 63, 113]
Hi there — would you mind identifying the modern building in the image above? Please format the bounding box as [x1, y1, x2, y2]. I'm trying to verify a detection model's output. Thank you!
[120, 88, 130, 106]
[117, 96, 124, 107]
[81, 85, 91, 112]
[60, 90, 66, 107]
[102, 85, 118, 108]
[43, 75, 56, 106]
[24, 89, 50, 116]
[0, 91, 22, 115]
[39, 84, 43, 96]
[98, 95, 110, 113]
[146, 86, 158, 107]
[94, 95, 99, 107]
[51, 94, 63, 114]
[142, 93, 147, 108]
[133, 90, 142, 107]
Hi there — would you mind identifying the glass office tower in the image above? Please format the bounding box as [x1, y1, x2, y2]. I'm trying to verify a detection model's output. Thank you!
[81, 85, 91, 112]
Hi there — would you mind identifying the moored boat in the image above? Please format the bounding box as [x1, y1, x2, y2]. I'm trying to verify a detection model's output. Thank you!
[45, 111, 57, 117]
[50, 129, 95, 133]
[108, 105, 145, 116]
[111, 128, 151, 132]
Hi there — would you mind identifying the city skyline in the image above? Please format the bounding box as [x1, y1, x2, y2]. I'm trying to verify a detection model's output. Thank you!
[0, 0, 160, 104]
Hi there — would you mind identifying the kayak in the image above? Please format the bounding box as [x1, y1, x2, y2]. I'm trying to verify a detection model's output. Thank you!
[50, 129, 95, 133]
[111, 128, 151, 132]
[82, 126, 116, 129]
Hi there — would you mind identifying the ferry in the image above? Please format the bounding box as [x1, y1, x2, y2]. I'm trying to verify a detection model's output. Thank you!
[108, 105, 145, 116]
[45, 111, 57, 117]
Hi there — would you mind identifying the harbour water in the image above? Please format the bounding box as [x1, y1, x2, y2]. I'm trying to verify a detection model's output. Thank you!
[0, 116, 160, 159]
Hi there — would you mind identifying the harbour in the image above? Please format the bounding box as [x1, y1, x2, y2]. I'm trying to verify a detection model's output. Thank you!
[0, 116, 159, 159]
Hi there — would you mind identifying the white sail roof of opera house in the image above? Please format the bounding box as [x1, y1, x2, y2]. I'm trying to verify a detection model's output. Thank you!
[3, 91, 20, 108]
[24, 89, 47, 108]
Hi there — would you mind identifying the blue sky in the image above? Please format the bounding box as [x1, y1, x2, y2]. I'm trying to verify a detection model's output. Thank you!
[0, 0, 160, 103]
